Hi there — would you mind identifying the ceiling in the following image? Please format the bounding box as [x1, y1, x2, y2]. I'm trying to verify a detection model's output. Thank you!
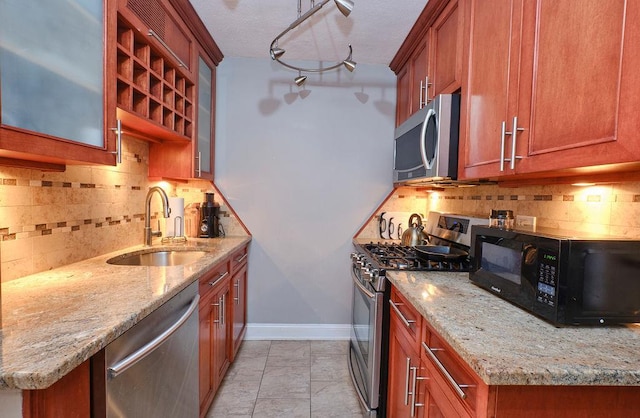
[189, 0, 430, 67]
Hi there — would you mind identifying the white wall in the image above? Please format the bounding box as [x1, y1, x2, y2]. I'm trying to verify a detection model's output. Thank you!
[215, 57, 396, 338]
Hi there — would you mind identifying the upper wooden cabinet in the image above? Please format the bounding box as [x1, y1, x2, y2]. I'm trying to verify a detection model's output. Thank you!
[391, 0, 463, 126]
[149, 51, 216, 180]
[116, 0, 196, 142]
[118, 0, 224, 181]
[459, 0, 640, 180]
[0, 0, 118, 169]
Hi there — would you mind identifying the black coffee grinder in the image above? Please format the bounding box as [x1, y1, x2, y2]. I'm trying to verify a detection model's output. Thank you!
[199, 193, 221, 238]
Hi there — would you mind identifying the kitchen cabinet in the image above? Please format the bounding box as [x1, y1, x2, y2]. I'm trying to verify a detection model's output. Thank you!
[459, 0, 640, 180]
[148, 52, 216, 180]
[388, 282, 640, 417]
[229, 245, 249, 361]
[391, 0, 463, 126]
[22, 360, 91, 418]
[0, 0, 118, 169]
[115, 0, 196, 142]
[116, 0, 223, 181]
[387, 287, 423, 417]
[198, 261, 230, 417]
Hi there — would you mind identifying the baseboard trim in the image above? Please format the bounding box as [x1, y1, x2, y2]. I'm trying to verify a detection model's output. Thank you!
[245, 323, 351, 340]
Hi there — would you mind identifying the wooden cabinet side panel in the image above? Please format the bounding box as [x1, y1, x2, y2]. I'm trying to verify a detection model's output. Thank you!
[396, 65, 412, 126]
[22, 360, 91, 418]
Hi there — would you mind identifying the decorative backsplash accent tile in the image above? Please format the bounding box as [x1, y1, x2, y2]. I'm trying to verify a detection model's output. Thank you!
[358, 182, 640, 240]
[0, 135, 249, 282]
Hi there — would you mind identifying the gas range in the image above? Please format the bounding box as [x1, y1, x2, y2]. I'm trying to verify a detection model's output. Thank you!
[351, 212, 488, 293]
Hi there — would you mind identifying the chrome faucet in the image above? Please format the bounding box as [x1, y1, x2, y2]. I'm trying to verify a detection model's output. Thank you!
[144, 186, 171, 246]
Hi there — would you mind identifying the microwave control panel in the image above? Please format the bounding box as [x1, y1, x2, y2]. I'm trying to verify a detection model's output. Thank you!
[536, 249, 559, 307]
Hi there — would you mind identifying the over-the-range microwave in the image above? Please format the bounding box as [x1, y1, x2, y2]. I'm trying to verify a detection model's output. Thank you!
[393, 94, 460, 186]
[470, 225, 640, 326]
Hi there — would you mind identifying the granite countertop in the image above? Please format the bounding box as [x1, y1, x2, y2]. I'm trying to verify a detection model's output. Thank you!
[387, 270, 640, 386]
[0, 236, 251, 390]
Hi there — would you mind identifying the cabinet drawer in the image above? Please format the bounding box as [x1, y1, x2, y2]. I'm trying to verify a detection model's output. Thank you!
[389, 287, 422, 344]
[198, 261, 229, 297]
[421, 324, 483, 416]
[229, 245, 248, 273]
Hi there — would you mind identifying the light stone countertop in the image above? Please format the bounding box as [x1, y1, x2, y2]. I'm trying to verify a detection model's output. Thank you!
[387, 270, 640, 386]
[0, 236, 251, 390]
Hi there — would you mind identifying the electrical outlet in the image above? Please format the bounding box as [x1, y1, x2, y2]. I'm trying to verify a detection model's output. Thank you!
[516, 215, 537, 230]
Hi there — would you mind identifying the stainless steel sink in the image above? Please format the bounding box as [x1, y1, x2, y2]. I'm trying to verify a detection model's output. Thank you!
[107, 250, 208, 266]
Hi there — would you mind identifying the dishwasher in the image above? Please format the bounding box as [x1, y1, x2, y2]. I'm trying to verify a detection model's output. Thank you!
[92, 281, 200, 418]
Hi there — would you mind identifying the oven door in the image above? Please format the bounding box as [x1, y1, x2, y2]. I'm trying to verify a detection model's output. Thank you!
[348, 263, 383, 414]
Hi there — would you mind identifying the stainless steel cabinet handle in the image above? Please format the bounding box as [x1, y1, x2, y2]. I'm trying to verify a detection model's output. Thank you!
[421, 341, 470, 400]
[419, 77, 432, 109]
[110, 119, 122, 164]
[410, 366, 427, 417]
[510, 116, 525, 169]
[499, 120, 507, 171]
[389, 299, 417, 329]
[234, 279, 240, 305]
[108, 294, 200, 379]
[235, 253, 248, 263]
[208, 271, 229, 286]
[195, 151, 202, 178]
[148, 29, 188, 68]
[404, 357, 412, 405]
[221, 293, 225, 325]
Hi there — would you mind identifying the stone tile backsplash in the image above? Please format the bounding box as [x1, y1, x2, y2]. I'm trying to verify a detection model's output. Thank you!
[358, 183, 640, 240]
[0, 136, 247, 282]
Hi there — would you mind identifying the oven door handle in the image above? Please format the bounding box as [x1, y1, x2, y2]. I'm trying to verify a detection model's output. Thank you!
[352, 270, 376, 299]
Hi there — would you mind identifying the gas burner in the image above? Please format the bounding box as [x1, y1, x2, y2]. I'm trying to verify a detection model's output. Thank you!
[362, 242, 471, 272]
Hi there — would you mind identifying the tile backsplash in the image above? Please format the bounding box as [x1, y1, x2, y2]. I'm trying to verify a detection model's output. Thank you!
[358, 182, 640, 240]
[0, 136, 247, 282]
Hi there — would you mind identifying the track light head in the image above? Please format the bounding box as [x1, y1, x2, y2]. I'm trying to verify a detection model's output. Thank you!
[334, 0, 354, 17]
[294, 75, 308, 86]
[270, 47, 285, 60]
[343, 59, 356, 72]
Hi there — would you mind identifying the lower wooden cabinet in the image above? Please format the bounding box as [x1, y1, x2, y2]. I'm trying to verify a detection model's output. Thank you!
[387, 287, 423, 417]
[22, 360, 91, 418]
[199, 244, 249, 417]
[198, 260, 230, 417]
[387, 283, 640, 418]
[229, 245, 248, 361]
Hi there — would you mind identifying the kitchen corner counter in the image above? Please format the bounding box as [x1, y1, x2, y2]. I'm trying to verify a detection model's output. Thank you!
[387, 270, 640, 386]
[0, 236, 251, 390]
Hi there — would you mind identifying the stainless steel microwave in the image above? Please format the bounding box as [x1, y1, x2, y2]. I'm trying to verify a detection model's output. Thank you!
[470, 225, 640, 326]
[393, 94, 460, 185]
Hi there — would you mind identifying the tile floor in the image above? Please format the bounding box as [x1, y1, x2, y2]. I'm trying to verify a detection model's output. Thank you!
[206, 340, 365, 417]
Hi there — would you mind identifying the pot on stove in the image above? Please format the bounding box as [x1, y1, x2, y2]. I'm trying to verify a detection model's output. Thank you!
[400, 213, 428, 246]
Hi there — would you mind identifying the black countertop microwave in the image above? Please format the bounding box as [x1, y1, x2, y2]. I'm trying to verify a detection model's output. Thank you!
[470, 225, 640, 326]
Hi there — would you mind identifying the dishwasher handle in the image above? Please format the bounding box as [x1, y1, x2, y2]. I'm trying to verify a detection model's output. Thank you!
[108, 293, 200, 379]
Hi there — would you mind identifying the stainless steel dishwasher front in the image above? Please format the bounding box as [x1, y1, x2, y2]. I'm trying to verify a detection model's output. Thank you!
[93, 281, 200, 418]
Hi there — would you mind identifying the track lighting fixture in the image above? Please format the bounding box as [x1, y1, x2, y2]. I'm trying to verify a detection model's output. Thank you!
[269, 0, 357, 85]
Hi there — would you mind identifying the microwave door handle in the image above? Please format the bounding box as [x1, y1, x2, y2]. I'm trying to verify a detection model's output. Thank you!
[420, 109, 437, 170]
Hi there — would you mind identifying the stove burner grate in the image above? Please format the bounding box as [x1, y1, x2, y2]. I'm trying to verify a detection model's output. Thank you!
[363, 242, 471, 272]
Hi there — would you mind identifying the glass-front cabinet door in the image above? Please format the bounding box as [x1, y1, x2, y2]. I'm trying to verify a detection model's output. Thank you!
[196, 54, 215, 179]
[0, 0, 117, 166]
